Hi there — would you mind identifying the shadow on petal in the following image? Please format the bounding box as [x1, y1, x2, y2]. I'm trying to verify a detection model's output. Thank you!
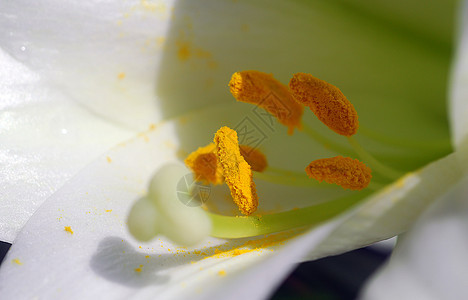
[90, 237, 170, 287]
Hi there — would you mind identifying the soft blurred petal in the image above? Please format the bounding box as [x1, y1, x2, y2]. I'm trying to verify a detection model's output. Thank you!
[450, 0, 468, 152]
[360, 173, 468, 300]
[0, 49, 135, 242]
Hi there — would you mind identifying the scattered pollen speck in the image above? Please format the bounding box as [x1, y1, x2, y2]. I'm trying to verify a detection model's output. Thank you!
[105, 209, 112, 213]
[12, 259, 22, 265]
[139, 246, 142, 249]
[117, 72, 126, 80]
[106, 156, 112, 163]
[135, 267, 142, 272]
[218, 270, 226, 277]
[177, 42, 191, 61]
[64, 226, 74, 234]
[145, 255, 150, 259]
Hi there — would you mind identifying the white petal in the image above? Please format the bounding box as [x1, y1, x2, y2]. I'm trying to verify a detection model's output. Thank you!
[0, 0, 177, 131]
[0, 49, 134, 242]
[360, 173, 468, 300]
[450, 0, 468, 150]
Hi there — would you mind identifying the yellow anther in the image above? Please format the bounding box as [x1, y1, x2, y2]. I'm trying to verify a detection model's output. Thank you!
[184, 143, 224, 185]
[214, 126, 258, 215]
[239, 145, 268, 173]
[229, 71, 304, 135]
[305, 156, 371, 190]
[289, 73, 359, 136]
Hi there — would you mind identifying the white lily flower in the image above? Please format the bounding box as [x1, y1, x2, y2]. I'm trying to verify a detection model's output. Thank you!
[0, 0, 462, 299]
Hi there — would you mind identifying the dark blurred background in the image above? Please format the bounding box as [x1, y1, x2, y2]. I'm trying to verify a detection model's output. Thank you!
[0, 240, 389, 300]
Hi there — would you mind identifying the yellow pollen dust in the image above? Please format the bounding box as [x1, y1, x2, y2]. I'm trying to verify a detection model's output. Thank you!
[289, 72, 358, 136]
[214, 126, 258, 215]
[305, 156, 371, 190]
[64, 226, 74, 234]
[185, 143, 268, 185]
[229, 71, 304, 135]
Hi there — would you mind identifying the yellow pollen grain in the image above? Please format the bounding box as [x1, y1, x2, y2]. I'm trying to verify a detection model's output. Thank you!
[214, 126, 258, 215]
[305, 156, 371, 190]
[64, 226, 74, 234]
[105, 209, 112, 213]
[177, 42, 191, 61]
[117, 72, 126, 80]
[218, 270, 226, 277]
[289, 73, 359, 136]
[106, 156, 112, 163]
[229, 71, 304, 135]
[12, 258, 22, 265]
[135, 267, 142, 272]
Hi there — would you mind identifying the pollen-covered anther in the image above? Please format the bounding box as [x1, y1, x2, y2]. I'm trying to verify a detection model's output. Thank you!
[289, 72, 359, 136]
[214, 126, 259, 215]
[305, 156, 371, 190]
[229, 71, 304, 135]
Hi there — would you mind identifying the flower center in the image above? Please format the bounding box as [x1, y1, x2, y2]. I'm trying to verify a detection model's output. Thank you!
[127, 70, 414, 245]
[194, 71, 403, 214]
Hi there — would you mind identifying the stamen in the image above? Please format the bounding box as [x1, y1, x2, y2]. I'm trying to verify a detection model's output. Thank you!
[305, 156, 372, 190]
[289, 72, 358, 136]
[214, 126, 259, 215]
[229, 71, 304, 135]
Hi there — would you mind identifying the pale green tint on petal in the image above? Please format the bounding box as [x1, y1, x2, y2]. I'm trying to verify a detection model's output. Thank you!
[361, 173, 468, 300]
[158, 0, 453, 172]
[0, 0, 177, 131]
[333, 0, 455, 48]
[0, 49, 135, 242]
